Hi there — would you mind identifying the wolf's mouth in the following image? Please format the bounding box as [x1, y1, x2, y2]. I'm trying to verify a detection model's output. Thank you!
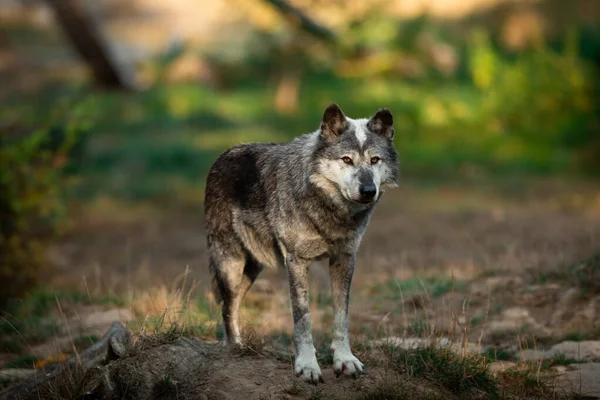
[351, 198, 376, 205]
[344, 190, 377, 205]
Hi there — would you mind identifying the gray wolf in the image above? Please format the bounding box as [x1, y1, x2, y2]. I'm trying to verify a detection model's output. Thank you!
[204, 104, 399, 384]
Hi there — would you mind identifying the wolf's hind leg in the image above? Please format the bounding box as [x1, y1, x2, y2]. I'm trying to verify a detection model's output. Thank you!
[211, 250, 264, 346]
[210, 246, 246, 346]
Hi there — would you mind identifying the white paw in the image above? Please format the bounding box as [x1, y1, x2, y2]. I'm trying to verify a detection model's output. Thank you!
[294, 351, 324, 385]
[332, 345, 364, 378]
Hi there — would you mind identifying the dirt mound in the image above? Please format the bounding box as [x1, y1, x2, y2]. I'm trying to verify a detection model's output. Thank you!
[0, 325, 444, 400]
[3, 320, 600, 400]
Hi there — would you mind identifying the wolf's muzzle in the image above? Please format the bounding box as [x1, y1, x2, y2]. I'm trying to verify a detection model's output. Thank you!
[358, 184, 377, 203]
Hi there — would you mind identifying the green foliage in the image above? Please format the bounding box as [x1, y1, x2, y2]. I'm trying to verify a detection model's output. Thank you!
[0, 129, 65, 304]
[0, 98, 94, 304]
[468, 29, 596, 170]
[3, 16, 600, 210]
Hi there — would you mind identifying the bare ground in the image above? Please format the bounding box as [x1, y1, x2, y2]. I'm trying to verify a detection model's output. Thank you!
[2, 177, 600, 399]
[45, 178, 600, 342]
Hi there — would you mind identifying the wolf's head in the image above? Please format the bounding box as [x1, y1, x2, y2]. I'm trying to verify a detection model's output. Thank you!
[310, 103, 399, 207]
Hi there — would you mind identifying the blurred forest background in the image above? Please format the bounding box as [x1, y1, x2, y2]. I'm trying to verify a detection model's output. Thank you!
[1, 0, 600, 366]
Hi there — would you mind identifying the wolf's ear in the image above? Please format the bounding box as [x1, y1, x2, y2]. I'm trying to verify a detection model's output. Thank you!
[368, 108, 394, 140]
[320, 103, 348, 140]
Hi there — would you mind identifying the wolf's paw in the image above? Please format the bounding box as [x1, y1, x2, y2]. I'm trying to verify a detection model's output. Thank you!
[332, 346, 364, 378]
[294, 352, 324, 385]
[220, 336, 243, 349]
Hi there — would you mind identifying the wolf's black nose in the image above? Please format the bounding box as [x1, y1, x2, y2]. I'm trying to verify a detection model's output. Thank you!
[359, 184, 377, 200]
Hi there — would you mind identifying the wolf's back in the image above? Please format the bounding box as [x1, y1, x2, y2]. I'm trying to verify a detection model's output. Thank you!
[204, 143, 280, 303]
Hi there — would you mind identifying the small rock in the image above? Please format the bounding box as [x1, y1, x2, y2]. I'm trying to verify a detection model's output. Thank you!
[549, 341, 600, 361]
[488, 361, 517, 374]
[556, 363, 600, 398]
[370, 336, 428, 349]
[369, 336, 482, 355]
[553, 365, 568, 374]
[503, 307, 530, 319]
[520, 340, 600, 363]
[81, 308, 134, 331]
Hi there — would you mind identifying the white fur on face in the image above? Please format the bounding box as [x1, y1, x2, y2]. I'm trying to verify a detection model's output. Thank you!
[348, 118, 369, 148]
[316, 157, 388, 204]
[316, 158, 359, 201]
[312, 119, 397, 203]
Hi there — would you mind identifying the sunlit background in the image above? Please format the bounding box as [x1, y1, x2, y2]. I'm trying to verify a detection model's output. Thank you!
[1, 0, 599, 395]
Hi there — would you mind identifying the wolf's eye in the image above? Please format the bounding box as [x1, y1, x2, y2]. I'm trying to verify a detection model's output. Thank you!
[371, 157, 381, 164]
[341, 157, 353, 165]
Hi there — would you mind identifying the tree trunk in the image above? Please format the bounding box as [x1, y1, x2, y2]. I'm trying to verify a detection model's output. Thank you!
[44, 0, 134, 91]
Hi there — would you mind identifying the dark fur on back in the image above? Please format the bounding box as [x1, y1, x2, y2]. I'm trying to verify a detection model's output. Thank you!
[204, 133, 384, 302]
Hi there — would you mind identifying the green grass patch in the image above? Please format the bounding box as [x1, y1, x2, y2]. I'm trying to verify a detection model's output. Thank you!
[308, 388, 325, 400]
[388, 344, 498, 396]
[496, 365, 554, 398]
[483, 347, 515, 362]
[371, 276, 468, 301]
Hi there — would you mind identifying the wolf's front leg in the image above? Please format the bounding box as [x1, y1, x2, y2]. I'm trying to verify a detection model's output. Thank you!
[287, 254, 323, 385]
[329, 253, 364, 378]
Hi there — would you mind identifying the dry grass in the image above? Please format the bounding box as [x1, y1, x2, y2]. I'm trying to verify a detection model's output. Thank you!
[2, 179, 599, 398]
[0, 277, 590, 400]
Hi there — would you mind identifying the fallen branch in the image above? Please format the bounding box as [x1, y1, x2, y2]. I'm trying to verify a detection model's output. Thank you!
[0, 321, 131, 400]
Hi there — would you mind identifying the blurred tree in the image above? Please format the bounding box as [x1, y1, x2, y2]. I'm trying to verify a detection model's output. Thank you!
[260, 0, 339, 113]
[44, 0, 134, 91]
[589, 48, 600, 168]
[262, 0, 337, 44]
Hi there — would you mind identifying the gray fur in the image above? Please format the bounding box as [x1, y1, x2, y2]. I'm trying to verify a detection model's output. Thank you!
[204, 104, 399, 384]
